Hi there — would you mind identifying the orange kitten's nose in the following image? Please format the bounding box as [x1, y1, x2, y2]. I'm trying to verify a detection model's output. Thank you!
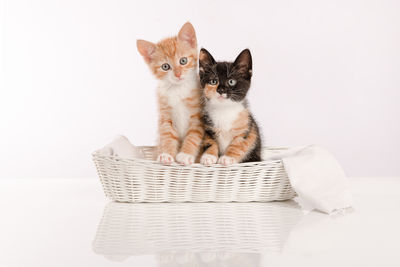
[174, 70, 181, 78]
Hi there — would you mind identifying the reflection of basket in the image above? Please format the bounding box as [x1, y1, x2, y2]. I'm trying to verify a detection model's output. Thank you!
[92, 146, 296, 203]
[92, 201, 303, 258]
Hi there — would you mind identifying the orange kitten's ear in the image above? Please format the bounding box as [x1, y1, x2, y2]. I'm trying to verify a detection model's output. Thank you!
[178, 22, 197, 49]
[137, 39, 156, 63]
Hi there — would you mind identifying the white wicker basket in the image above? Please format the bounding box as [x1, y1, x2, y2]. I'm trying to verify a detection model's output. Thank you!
[92, 201, 303, 259]
[92, 146, 295, 203]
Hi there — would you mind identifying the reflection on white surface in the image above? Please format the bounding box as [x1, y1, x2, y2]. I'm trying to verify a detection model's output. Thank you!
[156, 252, 260, 267]
[93, 201, 303, 265]
[1, 178, 400, 266]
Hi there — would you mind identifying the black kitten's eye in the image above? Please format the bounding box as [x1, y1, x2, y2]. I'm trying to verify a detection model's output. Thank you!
[179, 57, 188, 65]
[161, 63, 171, 71]
[209, 79, 218, 85]
[228, 79, 237, 86]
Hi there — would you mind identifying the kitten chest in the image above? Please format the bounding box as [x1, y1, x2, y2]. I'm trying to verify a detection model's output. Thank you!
[163, 86, 193, 139]
[208, 102, 244, 154]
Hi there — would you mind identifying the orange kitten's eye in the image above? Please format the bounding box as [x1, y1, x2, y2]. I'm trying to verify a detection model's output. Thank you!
[161, 63, 171, 71]
[179, 57, 188, 65]
[209, 79, 218, 85]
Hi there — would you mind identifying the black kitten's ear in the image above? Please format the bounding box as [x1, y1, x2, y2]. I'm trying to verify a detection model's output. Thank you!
[234, 49, 252, 78]
[199, 48, 216, 71]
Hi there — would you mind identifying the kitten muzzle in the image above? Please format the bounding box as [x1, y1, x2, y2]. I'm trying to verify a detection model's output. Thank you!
[217, 93, 227, 100]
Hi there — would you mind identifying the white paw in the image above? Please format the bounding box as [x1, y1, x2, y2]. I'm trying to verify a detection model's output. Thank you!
[176, 152, 195, 166]
[157, 153, 174, 165]
[218, 155, 237, 166]
[200, 153, 218, 166]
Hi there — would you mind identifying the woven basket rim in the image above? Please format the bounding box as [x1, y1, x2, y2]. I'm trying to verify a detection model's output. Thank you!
[92, 146, 286, 169]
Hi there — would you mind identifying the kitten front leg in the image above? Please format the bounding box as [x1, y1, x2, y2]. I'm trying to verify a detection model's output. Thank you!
[220, 126, 258, 165]
[200, 131, 219, 166]
[177, 112, 204, 166]
[158, 117, 179, 165]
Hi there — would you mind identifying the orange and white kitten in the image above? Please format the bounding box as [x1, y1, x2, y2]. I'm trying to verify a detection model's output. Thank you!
[136, 22, 204, 165]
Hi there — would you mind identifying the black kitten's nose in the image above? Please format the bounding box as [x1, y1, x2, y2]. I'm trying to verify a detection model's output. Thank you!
[217, 87, 226, 95]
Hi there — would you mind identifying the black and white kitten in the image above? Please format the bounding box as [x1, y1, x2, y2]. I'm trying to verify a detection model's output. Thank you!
[199, 48, 261, 165]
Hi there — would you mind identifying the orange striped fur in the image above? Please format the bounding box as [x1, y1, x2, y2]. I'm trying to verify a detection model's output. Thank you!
[137, 22, 203, 165]
[179, 89, 204, 156]
[224, 110, 258, 161]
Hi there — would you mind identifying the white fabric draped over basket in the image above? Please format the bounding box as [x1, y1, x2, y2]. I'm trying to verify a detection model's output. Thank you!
[92, 146, 296, 203]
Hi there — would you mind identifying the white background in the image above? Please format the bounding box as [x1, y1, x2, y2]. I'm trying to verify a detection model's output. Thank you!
[1, 0, 399, 178]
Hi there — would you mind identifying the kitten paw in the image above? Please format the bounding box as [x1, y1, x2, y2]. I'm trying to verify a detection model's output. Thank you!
[157, 153, 175, 165]
[218, 155, 237, 166]
[176, 152, 195, 166]
[200, 153, 218, 166]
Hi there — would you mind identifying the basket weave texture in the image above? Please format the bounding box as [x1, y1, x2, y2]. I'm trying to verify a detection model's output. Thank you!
[92, 146, 295, 203]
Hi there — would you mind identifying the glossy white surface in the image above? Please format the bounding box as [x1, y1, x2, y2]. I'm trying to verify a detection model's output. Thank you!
[0, 177, 399, 267]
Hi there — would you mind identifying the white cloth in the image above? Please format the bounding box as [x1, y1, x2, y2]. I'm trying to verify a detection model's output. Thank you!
[99, 135, 145, 159]
[263, 145, 353, 214]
